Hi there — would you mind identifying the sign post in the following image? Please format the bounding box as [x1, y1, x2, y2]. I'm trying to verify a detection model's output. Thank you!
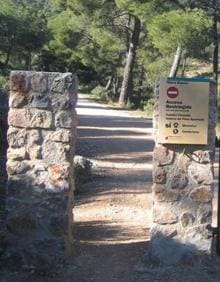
[150, 78, 217, 264]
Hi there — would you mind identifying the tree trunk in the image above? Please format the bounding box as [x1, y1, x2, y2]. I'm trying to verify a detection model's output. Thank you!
[169, 45, 182, 78]
[181, 56, 187, 77]
[119, 16, 141, 107]
[26, 52, 32, 70]
[4, 46, 12, 69]
[212, 0, 218, 85]
[105, 77, 112, 91]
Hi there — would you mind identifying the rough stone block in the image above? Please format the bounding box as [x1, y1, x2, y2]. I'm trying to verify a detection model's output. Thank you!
[7, 148, 27, 161]
[192, 150, 211, 164]
[7, 127, 27, 148]
[8, 109, 31, 128]
[153, 167, 166, 184]
[189, 186, 213, 203]
[42, 140, 70, 162]
[27, 129, 42, 144]
[153, 204, 178, 224]
[31, 72, 48, 93]
[46, 129, 71, 143]
[9, 91, 28, 108]
[154, 189, 179, 203]
[188, 163, 213, 185]
[7, 160, 31, 175]
[46, 164, 70, 193]
[10, 71, 30, 93]
[153, 145, 174, 165]
[55, 111, 72, 128]
[30, 109, 53, 129]
[168, 169, 188, 189]
[180, 212, 195, 227]
[30, 92, 50, 109]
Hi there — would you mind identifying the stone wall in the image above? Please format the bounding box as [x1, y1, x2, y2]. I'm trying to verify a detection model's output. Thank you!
[150, 80, 216, 265]
[5, 71, 78, 272]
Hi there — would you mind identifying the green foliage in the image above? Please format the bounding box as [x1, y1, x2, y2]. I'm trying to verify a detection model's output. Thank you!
[143, 98, 155, 116]
[0, 0, 217, 111]
[148, 9, 211, 58]
[91, 86, 113, 103]
[0, 76, 9, 94]
[0, 0, 50, 71]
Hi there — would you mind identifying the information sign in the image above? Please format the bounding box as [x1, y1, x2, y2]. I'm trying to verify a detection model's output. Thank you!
[158, 77, 209, 144]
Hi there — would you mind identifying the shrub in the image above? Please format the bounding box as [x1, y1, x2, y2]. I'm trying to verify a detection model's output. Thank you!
[74, 155, 93, 193]
[143, 98, 155, 117]
[91, 85, 112, 102]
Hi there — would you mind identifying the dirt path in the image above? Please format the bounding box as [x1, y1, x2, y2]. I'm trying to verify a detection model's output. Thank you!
[71, 94, 154, 281]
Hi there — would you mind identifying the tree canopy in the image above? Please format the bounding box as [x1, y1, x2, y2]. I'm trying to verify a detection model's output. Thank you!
[0, 0, 218, 108]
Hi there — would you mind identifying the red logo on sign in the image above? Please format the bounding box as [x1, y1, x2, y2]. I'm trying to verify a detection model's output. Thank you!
[167, 87, 179, 98]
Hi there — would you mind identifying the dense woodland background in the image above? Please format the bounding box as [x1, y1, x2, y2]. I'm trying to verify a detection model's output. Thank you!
[0, 0, 219, 115]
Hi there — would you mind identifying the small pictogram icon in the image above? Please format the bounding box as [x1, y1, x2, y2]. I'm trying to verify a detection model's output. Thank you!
[167, 87, 179, 98]
[165, 122, 171, 128]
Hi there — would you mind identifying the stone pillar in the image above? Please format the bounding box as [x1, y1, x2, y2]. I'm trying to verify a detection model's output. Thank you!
[5, 71, 78, 272]
[150, 80, 216, 265]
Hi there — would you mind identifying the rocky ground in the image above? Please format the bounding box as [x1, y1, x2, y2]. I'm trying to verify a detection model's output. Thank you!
[1, 94, 220, 281]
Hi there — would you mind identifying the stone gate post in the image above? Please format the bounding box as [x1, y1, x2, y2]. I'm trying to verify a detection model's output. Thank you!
[5, 71, 78, 271]
[150, 78, 217, 264]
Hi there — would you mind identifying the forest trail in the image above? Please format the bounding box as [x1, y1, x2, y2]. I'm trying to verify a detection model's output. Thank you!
[71, 94, 154, 281]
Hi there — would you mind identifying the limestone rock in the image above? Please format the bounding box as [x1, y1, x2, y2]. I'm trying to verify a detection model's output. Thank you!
[150, 223, 177, 238]
[46, 129, 71, 143]
[8, 109, 31, 128]
[27, 129, 42, 144]
[153, 167, 166, 184]
[154, 189, 179, 203]
[189, 186, 213, 203]
[180, 212, 195, 227]
[7, 147, 26, 161]
[31, 72, 48, 93]
[198, 204, 212, 224]
[7, 128, 27, 148]
[55, 111, 72, 128]
[9, 91, 28, 108]
[42, 140, 71, 162]
[168, 169, 188, 189]
[188, 163, 213, 185]
[30, 92, 50, 109]
[47, 164, 70, 193]
[153, 205, 177, 224]
[192, 150, 211, 164]
[153, 145, 174, 166]
[51, 74, 66, 93]
[7, 160, 31, 175]
[30, 109, 53, 129]
[182, 224, 212, 252]
[10, 71, 30, 93]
